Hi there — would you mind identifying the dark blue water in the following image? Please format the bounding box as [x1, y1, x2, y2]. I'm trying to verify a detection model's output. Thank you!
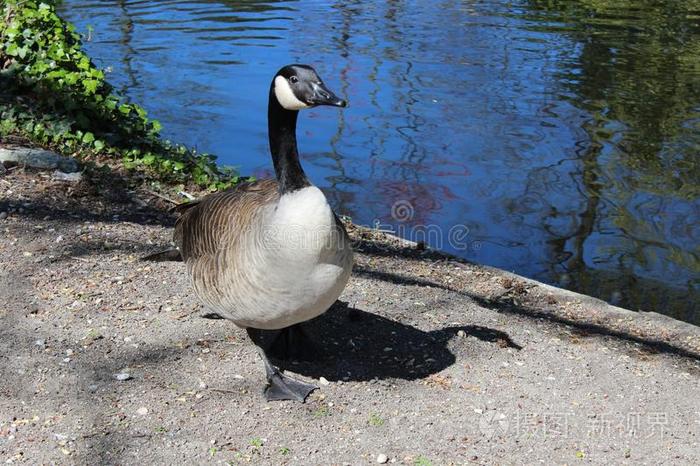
[58, 0, 700, 323]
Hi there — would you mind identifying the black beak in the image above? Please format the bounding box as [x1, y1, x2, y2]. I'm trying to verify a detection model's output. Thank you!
[310, 82, 347, 107]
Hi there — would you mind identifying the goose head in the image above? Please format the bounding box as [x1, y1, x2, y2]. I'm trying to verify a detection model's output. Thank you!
[273, 64, 347, 111]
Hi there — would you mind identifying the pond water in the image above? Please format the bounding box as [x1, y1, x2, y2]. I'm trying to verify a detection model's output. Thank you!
[58, 0, 700, 324]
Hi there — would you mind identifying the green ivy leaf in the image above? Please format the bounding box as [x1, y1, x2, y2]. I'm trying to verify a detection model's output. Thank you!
[6, 43, 19, 56]
[83, 78, 98, 94]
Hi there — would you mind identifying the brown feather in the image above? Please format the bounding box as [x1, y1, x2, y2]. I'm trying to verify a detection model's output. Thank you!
[172, 179, 281, 310]
[174, 179, 279, 263]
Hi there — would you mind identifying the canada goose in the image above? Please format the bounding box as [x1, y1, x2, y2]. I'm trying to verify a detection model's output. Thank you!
[171, 65, 352, 402]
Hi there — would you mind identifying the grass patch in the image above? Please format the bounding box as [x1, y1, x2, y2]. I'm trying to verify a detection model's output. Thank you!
[249, 437, 263, 448]
[414, 456, 431, 466]
[368, 413, 385, 427]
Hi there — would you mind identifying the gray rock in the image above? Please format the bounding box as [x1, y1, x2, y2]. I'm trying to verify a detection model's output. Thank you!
[114, 372, 132, 381]
[376, 454, 389, 464]
[52, 170, 82, 182]
[57, 159, 79, 173]
[0, 212, 7, 220]
[0, 147, 80, 173]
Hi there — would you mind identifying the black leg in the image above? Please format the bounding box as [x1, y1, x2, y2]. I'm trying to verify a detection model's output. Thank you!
[246, 328, 318, 402]
[267, 323, 319, 361]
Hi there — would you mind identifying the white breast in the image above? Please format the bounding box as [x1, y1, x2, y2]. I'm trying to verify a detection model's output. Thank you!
[219, 186, 353, 329]
[272, 186, 333, 235]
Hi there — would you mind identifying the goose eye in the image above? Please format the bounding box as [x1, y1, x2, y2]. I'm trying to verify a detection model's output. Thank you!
[289, 76, 299, 84]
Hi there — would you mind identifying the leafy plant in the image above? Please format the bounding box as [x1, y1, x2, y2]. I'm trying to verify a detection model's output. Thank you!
[0, 0, 239, 189]
[414, 456, 431, 466]
[368, 413, 385, 427]
[249, 437, 263, 448]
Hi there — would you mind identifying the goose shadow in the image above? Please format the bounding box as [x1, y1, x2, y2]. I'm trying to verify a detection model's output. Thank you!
[257, 301, 521, 382]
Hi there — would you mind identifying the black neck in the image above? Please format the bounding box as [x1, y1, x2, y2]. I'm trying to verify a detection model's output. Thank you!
[268, 87, 311, 194]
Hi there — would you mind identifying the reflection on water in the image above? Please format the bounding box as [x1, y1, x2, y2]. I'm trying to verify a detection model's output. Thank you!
[59, 0, 700, 323]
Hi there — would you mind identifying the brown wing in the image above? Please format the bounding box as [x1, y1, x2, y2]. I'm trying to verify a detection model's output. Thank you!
[173, 179, 279, 262]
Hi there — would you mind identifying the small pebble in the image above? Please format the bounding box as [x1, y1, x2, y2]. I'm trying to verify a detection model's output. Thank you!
[52, 171, 82, 182]
[55, 235, 63, 243]
[136, 407, 148, 416]
[35, 339, 45, 347]
[114, 372, 132, 381]
[319, 376, 330, 386]
[377, 454, 389, 464]
[0, 211, 7, 220]
[457, 330, 466, 338]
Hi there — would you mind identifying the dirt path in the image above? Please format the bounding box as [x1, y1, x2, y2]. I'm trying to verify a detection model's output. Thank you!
[1, 169, 699, 465]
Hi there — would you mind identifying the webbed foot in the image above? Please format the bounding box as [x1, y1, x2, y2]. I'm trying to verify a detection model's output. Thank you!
[247, 327, 318, 402]
[264, 369, 318, 402]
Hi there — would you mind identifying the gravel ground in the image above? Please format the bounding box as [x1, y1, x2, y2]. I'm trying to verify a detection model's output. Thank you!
[1, 168, 699, 465]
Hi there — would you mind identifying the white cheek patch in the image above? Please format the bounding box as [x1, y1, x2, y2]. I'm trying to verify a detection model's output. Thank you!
[274, 76, 309, 110]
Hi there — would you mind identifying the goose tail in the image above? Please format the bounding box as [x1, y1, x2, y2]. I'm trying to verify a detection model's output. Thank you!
[141, 248, 182, 262]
